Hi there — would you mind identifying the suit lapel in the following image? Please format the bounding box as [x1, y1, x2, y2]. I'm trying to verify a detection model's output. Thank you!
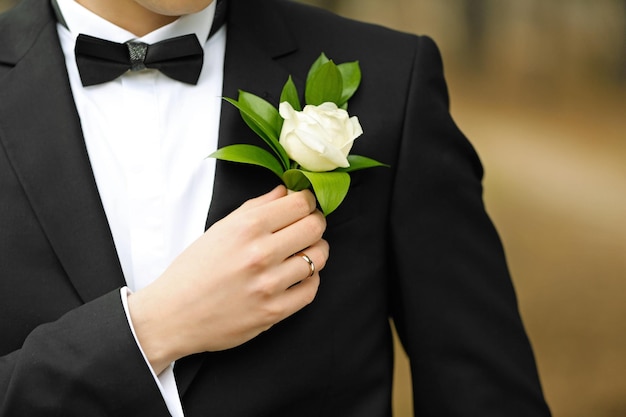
[205, 0, 299, 228]
[178, 0, 301, 396]
[0, 0, 126, 302]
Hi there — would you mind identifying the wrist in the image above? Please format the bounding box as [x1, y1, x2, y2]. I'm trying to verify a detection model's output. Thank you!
[127, 286, 185, 375]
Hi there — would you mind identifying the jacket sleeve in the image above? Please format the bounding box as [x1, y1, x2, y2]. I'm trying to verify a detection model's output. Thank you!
[388, 35, 552, 416]
[0, 290, 172, 417]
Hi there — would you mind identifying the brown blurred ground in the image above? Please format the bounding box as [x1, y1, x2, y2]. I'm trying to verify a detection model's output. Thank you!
[2, 1, 624, 416]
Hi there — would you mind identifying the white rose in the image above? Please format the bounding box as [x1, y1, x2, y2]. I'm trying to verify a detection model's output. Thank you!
[278, 101, 364, 172]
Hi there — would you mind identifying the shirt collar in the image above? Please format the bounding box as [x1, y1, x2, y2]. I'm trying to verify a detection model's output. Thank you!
[54, 0, 216, 46]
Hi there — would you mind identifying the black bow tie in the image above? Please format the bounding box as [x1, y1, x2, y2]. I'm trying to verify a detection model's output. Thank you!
[75, 34, 204, 86]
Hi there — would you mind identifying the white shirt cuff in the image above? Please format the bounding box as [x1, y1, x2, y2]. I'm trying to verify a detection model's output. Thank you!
[120, 287, 185, 417]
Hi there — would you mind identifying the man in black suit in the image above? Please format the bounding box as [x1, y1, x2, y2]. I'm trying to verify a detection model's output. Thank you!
[0, 0, 551, 415]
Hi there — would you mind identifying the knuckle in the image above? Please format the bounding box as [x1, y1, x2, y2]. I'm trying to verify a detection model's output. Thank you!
[303, 215, 325, 239]
[291, 192, 314, 214]
[240, 215, 264, 236]
[251, 274, 280, 298]
[320, 238, 330, 253]
[259, 302, 284, 324]
[259, 323, 274, 333]
[244, 244, 272, 271]
[302, 290, 316, 306]
[315, 254, 327, 272]
[301, 279, 320, 305]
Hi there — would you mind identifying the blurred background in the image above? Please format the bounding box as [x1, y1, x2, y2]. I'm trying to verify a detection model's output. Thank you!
[1, 0, 624, 416]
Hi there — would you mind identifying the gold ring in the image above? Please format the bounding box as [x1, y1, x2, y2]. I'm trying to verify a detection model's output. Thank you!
[297, 252, 315, 277]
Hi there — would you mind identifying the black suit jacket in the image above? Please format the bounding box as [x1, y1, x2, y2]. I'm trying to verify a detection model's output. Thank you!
[0, 0, 551, 415]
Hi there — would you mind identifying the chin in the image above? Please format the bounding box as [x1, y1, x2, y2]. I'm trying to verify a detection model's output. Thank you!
[135, 0, 214, 17]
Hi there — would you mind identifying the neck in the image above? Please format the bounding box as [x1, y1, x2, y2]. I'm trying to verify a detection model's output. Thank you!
[75, 0, 179, 36]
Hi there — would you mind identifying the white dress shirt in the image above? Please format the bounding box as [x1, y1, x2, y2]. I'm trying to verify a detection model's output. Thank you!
[55, 1, 227, 415]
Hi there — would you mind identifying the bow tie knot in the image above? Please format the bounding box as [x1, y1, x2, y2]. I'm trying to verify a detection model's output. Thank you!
[75, 34, 204, 86]
[127, 41, 149, 71]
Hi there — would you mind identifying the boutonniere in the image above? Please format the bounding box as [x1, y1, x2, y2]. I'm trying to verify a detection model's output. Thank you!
[209, 53, 387, 216]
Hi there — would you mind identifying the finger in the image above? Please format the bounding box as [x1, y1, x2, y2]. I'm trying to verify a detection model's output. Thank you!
[251, 189, 318, 233]
[294, 252, 316, 279]
[269, 209, 326, 260]
[289, 242, 329, 283]
[256, 271, 321, 331]
[270, 239, 329, 290]
[233, 185, 287, 213]
[281, 272, 321, 313]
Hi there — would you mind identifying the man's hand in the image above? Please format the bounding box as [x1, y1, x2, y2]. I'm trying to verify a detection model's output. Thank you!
[128, 186, 328, 374]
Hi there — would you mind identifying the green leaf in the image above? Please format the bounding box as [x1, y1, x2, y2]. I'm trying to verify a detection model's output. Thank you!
[224, 92, 290, 170]
[283, 170, 350, 216]
[224, 97, 275, 146]
[335, 155, 389, 173]
[306, 53, 330, 82]
[280, 76, 301, 111]
[226, 93, 279, 141]
[236, 91, 282, 139]
[208, 144, 285, 178]
[305, 61, 343, 106]
[337, 61, 361, 106]
[282, 169, 311, 191]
